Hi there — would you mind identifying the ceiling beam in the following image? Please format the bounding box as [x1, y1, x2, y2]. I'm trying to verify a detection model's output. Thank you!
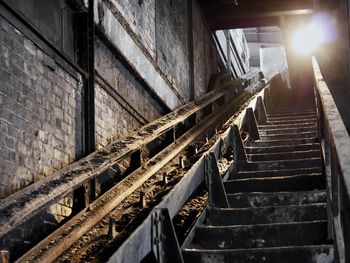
[202, 0, 314, 17]
[208, 16, 281, 30]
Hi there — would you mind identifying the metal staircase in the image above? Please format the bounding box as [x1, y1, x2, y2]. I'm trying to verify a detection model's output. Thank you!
[181, 99, 334, 262]
[100, 58, 350, 263]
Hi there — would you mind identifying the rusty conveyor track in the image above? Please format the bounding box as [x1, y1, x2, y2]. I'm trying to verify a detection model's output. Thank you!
[17, 90, 251, 262]
[0, 71, 262, 262]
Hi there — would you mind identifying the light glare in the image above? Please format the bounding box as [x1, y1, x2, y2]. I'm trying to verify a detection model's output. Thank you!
[292, 13, 337, 55]
[292, 24, 323, 54]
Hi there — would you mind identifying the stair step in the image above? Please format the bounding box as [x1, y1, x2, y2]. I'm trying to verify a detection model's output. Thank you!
[248, 150, 321, 162]
[258, 123, 317, 129]
[224, 174, 325, 193]
[245, 144, 319, 154]
[267, 111, 317, 117]
[191, 221, 328, 249]
[247, 138, 319, 147]
[182, 245, 334, 263]
[268, 118, 316, 126]
[267, 115, 317, 122]
[260, 132, 317, 141]
[227, 190, 327, 208]
[238, 158, 322, 171]
[270, 107, 315, 114]
[232, 169, 322, 180]
[259, 127, 318, 135]
[205, 203, 327, 226]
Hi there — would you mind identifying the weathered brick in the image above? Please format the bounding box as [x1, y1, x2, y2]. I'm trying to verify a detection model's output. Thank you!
[0, 16, 83, 198]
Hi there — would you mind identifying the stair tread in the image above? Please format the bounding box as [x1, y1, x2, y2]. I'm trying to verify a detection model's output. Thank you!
[233, 169, 322, 179]
[191, 221, 328, 249]
[225, 174, 325, 193]
[258, 128, 318, 135]
[247, 150, 321, 162]
[226, 190, 327, 208]
[258, 123, 317, 129]
[247, 138, 319, 147]
[245, 144, 320, 154]
[182, 244, 334, 263]
[206, 203, 327, 225]
[237, 158, 322, 171]
[183, 244, 333, 252]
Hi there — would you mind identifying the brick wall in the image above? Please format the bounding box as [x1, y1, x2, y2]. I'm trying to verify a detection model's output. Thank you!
[0, 0, 225, 199]
[95, 83, 142, 149]
[0, 15, 83, 198]
[94, 39, 166, 148]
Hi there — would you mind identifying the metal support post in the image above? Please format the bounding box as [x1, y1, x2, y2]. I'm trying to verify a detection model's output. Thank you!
[230, 125, 247, 164]
[84, 0, 96, 202]
[187, 0, 194, 101]
[151, 208, 184, 263]
[264, 88, 272, 112]
[204, 152, 229, 208]
[255, 96, 268, 124]
[245, 108, 260, 141]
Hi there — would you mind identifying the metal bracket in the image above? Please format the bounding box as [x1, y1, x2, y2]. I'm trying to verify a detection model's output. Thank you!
[230, 125, 247, 164]
[255, 96, 268, 125]
[264, 88, 272, 112]
[245, 107, 260, 141]
[151, 208, 184, 263]
[205, 152, 229, 208]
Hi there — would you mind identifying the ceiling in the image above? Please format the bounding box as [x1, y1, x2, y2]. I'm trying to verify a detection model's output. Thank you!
[199, 0, 315, 29]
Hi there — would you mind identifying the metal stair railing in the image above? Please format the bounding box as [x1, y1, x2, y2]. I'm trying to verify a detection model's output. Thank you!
[312, 56, 350, 263]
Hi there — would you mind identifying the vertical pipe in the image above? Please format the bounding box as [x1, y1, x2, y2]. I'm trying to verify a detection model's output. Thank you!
[86, 0, 95, 155]
[225, 30, 231, 73]
[187, 0, 194, 101]
[86, 0, 96, 200]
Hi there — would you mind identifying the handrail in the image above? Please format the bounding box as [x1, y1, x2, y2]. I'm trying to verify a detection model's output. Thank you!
[312, 56, 350, 263]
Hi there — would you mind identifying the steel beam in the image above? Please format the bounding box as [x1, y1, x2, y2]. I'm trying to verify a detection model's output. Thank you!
[245, 107, 260, 141]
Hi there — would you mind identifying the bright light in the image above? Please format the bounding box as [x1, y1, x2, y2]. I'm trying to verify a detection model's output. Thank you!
[292, 23, 324, 54]
[292, 13, 337, 55]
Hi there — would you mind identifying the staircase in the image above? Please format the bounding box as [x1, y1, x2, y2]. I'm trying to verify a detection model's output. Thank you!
[181, 101, 334, 262]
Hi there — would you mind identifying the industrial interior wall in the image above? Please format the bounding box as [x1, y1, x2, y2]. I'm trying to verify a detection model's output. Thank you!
[316, 1, 350, 133]
[0, 0, 225, 198]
